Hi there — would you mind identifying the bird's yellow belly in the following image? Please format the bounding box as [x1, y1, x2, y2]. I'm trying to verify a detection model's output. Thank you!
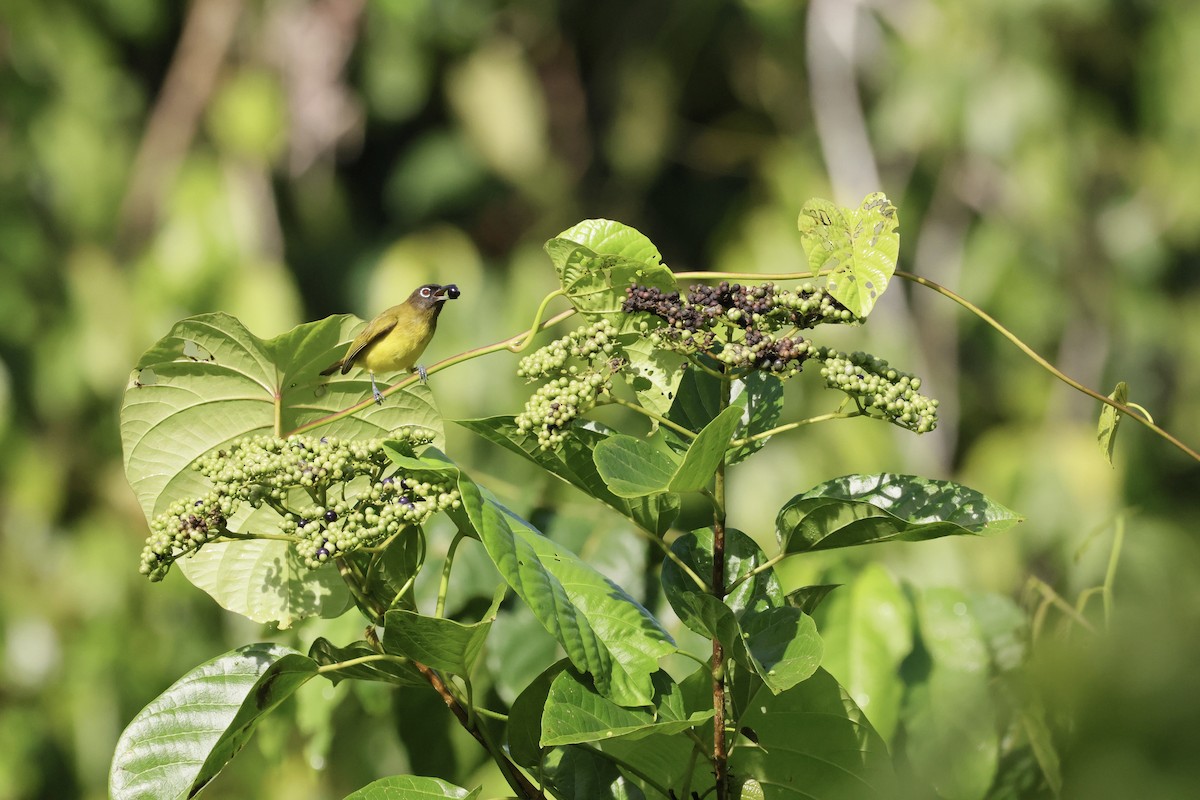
[359, 325, 435, 374]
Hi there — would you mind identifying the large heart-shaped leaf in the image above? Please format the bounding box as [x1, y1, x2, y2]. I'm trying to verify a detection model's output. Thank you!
[121, 313, 444, 622]
[123, 312, 444, 520]
[798, 192, 899, 319]
[777, 473, 1021, 554]
[110, 644, 317, 800]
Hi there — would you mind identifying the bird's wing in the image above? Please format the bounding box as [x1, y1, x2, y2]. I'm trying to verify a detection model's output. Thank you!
[339, 312, 399, 374]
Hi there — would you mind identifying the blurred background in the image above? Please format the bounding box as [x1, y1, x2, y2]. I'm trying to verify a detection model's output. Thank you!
[2, 0, 1199, 797]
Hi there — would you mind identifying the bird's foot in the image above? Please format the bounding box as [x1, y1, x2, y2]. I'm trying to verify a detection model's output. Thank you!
[416, 364, 428, 384]
[371, 374, 385, 405]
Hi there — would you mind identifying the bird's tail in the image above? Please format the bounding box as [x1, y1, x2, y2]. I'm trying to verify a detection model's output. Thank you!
[319, 360, 343, 376]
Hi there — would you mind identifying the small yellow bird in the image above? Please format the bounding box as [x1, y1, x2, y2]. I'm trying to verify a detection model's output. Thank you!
[321, 283, 461, 404]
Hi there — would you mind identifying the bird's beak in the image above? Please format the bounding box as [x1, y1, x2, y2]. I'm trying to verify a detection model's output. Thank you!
[434, 284, 461, 301]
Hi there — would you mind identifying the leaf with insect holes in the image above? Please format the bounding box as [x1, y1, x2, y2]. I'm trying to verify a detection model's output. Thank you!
[798, 192, 899, 319]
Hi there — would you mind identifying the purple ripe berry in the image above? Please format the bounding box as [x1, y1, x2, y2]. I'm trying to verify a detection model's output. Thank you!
[398, 496, 411, 506]
[316, 548, 329, 559]
[325, 510, 338, 522]
[297, 518, 308, 528]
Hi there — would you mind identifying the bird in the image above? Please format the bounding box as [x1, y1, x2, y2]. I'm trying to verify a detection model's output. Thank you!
[321, 283, 461, 404]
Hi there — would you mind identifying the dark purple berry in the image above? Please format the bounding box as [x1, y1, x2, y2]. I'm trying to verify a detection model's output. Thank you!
[325, 510, 338, 522]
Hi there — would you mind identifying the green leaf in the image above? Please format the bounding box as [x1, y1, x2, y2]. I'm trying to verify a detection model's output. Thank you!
[669, 406, 743, 492]
[545, 220, 677, 326]
[669, 369, 784, 466]
[308, 638, 426, 687]
[620, 333, 686, 420]
[176, 539, 351, 628]
[661, 527, 783, 641]
[592, 406, 742, 498]
[593, 434, 679, 497]
[902, 588, 999, 800]
[382, 608, 495, 675]
[739, 607, 823, 695]
[777, 473, 1022, 554]
[816, 564, 912, 742]
[455, 416, 678, 535]
[785, 584, 841, 615]
[556, 219, 665, 266]
[1097, 381, 1128, 466]
[123, 312, 444, 521]
[730, 668, 898, 799]
[798, 192, 899, 319]
[541, 669, 714, 745]
[110, 644, 317, 800]
[456, 476, 675, 706]
[122, 313, 444, 624]
[507, 660, 569, 767]
[535, 748, 648, 800]
[342, 775, 480, 800]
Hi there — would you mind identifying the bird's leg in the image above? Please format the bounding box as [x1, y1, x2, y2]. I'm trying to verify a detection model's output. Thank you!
[416, 364, 428, 384]
[370, 372, 385, 405]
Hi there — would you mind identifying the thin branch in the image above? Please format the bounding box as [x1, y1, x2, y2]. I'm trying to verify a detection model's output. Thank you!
[728, 410, 864, 449]
[895, 270, 1200, 463]
[606, 395, 698, 440]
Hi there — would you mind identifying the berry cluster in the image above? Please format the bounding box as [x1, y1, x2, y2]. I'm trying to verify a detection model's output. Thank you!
[516, 371, 612, 448]
[623, 281, 849, 377]
[517, 319, 617, 378]
[817, 349, 939, 433]
[139, 432, 460, 579]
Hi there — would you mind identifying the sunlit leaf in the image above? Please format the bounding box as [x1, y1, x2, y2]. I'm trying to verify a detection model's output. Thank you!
[382, 607, 496, 676]
[798, 192, 899, 318]
[121, 313, 444, 623]
[110, 644, 316, 800]
[342, 775, 480, 800]
[777, 473, 1021, 553]
[177, 539, 352, 628]
[1097, 381, 1128, 466]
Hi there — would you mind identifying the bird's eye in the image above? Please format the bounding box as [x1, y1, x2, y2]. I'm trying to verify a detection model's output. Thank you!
[420, 287, 432, 297]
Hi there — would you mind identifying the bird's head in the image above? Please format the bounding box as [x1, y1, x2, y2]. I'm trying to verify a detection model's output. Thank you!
[409, 284, 462, 313]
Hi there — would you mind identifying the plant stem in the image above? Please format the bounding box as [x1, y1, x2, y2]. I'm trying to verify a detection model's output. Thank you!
[508, 289, 567, 353]
[606, 395, 698, 439]
[435, 528, 467, 618]
[894, 270, 1200, 463]
[711, 367, 731, 800]
[339, 565, 546, 799]
[727, 409, 864, 448]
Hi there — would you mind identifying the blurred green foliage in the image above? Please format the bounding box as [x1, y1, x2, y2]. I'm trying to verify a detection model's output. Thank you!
[1, 0, 1198, 797]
